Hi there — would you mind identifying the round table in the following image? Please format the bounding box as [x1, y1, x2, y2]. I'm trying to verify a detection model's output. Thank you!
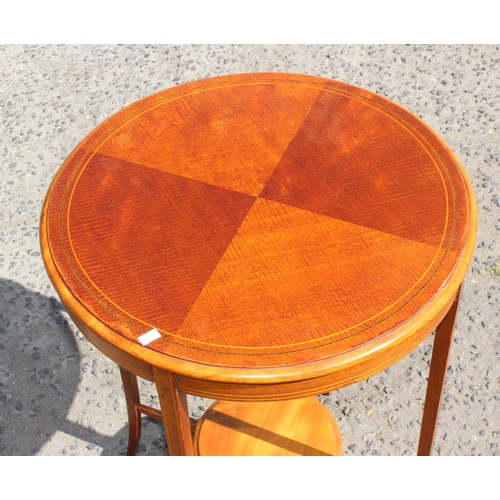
[40, 73, 477, 455]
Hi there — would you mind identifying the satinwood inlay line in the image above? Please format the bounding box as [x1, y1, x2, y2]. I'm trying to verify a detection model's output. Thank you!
[44, 74, 471, 368]
[55, 161, 455, 353]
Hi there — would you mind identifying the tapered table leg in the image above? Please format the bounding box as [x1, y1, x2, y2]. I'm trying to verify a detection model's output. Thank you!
[154, 368, 194, 456]
[418, 285, 463, 456]
[119, 366, 142, 456]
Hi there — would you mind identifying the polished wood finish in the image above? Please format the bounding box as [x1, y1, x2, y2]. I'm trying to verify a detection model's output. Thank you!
[194, 398, 342, 456]
[418, 285, 462, 455]
[119, 366, 141, 456]
[154, 368, 193, 456]
[40, 73, 477, 455]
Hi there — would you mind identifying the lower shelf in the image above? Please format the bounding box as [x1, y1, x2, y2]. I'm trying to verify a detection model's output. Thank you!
[193, 397, 342, 456]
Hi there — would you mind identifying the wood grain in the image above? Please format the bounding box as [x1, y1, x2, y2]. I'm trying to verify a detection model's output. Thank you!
[194, 398, 342, 456]
[60, 151, 255, 336]
[40, 72, 477, 456]
[154, 368, 193, 456]
[119, 366, 141, 456]
[418, 285, 462, 455]
[94, 81, 321, 196]
[260, 88, 464, 248]
[177, 197, 457, 365]
[41, 72, 476, 387]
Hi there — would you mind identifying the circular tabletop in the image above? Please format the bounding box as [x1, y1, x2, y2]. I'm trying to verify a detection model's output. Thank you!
[41, 73, 476, 385]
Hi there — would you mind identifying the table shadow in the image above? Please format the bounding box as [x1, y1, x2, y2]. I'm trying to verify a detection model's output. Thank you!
[0, 277, 145, 456]
[205, 410, 332, 455]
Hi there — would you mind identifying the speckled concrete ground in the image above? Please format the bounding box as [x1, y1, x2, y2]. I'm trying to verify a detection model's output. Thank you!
[1, 44, 499, 456]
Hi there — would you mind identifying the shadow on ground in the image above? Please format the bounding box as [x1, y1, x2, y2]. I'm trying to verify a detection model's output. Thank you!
[0, 278, 156, 455]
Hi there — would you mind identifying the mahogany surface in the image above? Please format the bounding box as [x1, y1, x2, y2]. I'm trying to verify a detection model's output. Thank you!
[40, 73, 477, 455]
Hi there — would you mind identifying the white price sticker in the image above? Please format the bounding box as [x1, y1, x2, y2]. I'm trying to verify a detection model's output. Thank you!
[138, 328, 161, 346]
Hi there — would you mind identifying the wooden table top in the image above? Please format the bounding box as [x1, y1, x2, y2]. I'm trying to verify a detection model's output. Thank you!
[41, 73, 477, 385]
